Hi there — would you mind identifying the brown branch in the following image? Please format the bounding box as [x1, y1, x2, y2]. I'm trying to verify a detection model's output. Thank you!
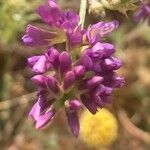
[118, 110, 150, 144]
[0, 92, 36, 111]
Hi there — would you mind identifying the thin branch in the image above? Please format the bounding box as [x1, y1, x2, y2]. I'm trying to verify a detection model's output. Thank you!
[118, 110, 150, 144]
[0, 92, 36, 111]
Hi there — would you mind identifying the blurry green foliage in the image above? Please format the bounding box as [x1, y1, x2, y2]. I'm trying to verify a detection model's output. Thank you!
[0, 0, 43, 44]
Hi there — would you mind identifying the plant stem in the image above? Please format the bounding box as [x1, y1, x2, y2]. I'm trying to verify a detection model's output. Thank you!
[79, 0, 87, 28]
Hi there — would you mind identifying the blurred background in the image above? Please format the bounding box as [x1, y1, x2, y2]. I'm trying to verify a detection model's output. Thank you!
[0, 0, 150, 149]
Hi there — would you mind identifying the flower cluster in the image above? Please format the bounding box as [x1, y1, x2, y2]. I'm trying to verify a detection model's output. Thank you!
[133, 2, 150, 25]
[80, 108, 118, 147]
[22, 0, 124, 137]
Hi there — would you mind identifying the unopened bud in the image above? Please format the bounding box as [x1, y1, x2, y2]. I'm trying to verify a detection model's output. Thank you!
[89, 2, 106, 17]
[101, 0, 137, 14]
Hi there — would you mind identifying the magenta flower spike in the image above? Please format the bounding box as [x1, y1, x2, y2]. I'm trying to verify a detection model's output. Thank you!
[23, 0, 124, 137]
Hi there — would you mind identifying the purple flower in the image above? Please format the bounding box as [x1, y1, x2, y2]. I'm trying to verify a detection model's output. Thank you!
[65, 99, 81, 136]
[37, 1, 79, 29]
[66, 110, 80, 137]
[81, 95, 98, 114]
[31, 75, 48, 88]
[47, 75, 60, 93]
[23, 0, 124, 137]
[73, 65, 85, 78]
[133, 2, 150, 25]
[78, 54, 93, 70]
[61, 10, 80, 29]
[85, 42, 115, 60]
[28, 45, 124, 136]
[29, 91, 56, 129]
[22, 25, 57, 47]
[67, 27, 85, 47]
[102, 57, 122, 70]
[27, 55, 51, 73]
[45, 47, 60, 69]
[23, 0, 83, 48]
[86, 76, 103, 89]
[59, 51, 72, 74]
[65, 100, 82, 111]
[35, 109, 55, 129]
[63, 71, 76, 89]
[86, 20, 119, 44]
[37, 0, 61, 26]
[101, 72, 125, 88]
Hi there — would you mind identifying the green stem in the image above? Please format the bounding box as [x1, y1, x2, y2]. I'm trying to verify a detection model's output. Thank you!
[79, 0, 87, 28]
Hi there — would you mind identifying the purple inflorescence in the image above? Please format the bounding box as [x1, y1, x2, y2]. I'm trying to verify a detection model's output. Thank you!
[23, 0, 124, 137]
[133, 2, 150, 25]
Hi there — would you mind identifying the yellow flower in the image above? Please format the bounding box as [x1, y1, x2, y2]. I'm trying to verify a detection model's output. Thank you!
[80, 108, 118, 147]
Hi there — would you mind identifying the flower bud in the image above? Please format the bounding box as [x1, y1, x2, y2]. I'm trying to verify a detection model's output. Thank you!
[87, 76, 103, 89]
[65, 99, 82, 111]
[101, 0, 137, 14]
[63, 71, 76, 89]
[66, 110, 80, 137]
[27, 55, 51, 73]
[79, 54, 93, 70]
[73, 65, 85, 77]
[87, 42, 115, 60]
[35, 108, 56, 129]
[103, 57, 122, 70]
[89, 2, 106, 17]
[31, 75, 47, 87]
[47, 76, 59, 93]
[81, 95, 98, 114]
[59, 52, 72, 74]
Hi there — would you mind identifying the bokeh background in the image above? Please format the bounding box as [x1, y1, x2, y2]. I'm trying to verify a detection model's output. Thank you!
[0, 0, 150, 150]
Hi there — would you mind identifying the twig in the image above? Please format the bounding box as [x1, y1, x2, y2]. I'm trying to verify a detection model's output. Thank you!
[118, 110, 150, 144]
[0, 92, 36, 111]
[79, 0, 87, 28]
